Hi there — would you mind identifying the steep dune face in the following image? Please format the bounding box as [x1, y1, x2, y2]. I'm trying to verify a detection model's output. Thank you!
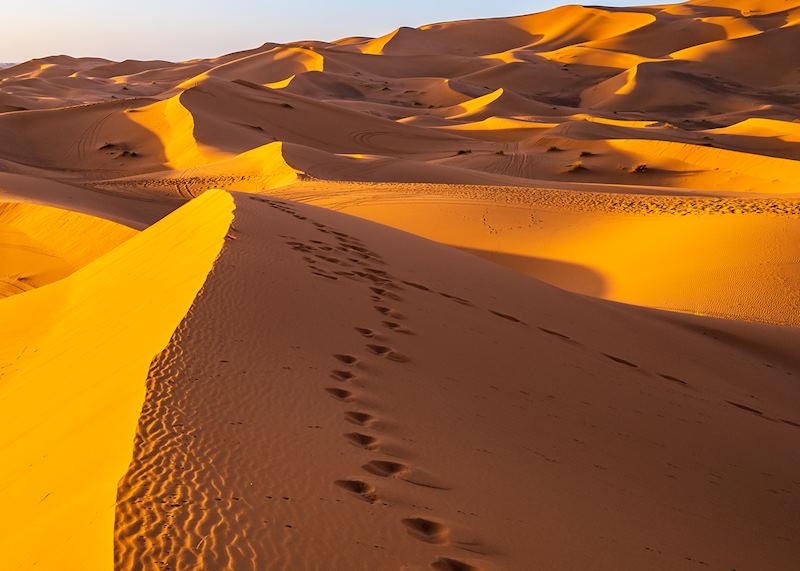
[0, 190, 233, 569]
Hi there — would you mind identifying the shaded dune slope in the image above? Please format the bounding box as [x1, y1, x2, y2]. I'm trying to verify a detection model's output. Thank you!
[113, 193, 800, 570]
[1, 3, 799, 567]
[2, 0, 800, 194]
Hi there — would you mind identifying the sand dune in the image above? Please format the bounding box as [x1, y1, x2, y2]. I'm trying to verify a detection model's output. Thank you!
[1, 1, 800, 569]
[106, 191, 797, 570]
[0, 190, 232, 569]
[2, 0, 798, 193]
[0, 201, 134, 297]
[271, 180, 800, 326]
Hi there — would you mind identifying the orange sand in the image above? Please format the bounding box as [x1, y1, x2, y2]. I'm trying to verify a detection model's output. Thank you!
[1, 0, 799, 569]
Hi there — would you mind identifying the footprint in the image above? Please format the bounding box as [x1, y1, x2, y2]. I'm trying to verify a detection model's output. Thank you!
[365, 268, 390, 276]
[382, 321, 415, 335]
[402, 517, 449, 544]
[439, 292, 473, 306]
[370, 287, 402, 301]
[334, 479, 377, 503]
[331, 370, 355, 381]
[489, 310, 524, 324]
[603, 354, 638, 368]
[326, 388, 354, 402]
[657, 373, 687, 386]
[726, 401, 763, 416]
[312, 271, 338, 281]
[367, 345, 410, 363]
[344, 432, 379, 450]
[363, 460, 408, 477]
[355, 327, 375, 338]
[363, 273, 393, 286]
[334, 354, 359, 365]
[345, 411, 376, 427]
[366, 344, 391, 356]
[387, 351, 410, 363]
[375, 306, 405, 320]
[432, 558, 479, 571]
[402, 280, 431, 291]
[537, 327, 573, 342]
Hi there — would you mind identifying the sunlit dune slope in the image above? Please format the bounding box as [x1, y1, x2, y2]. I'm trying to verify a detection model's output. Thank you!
[176, 46, 325, 90]
[271, 180, 800, 326]
[2, 2, 800, 569]
[0, 201, 135, 297]
[0, 171, 179, 228]
[1, 0, 792, 326]
[111, 192, 800, 570]
[2, 0, 800, 193]
[0, 190, 233, 570]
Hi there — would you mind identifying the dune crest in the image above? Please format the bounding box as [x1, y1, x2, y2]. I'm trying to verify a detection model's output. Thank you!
[0, 190, 233, 569]
[2, 0, 795, 322]
[1, 2, 799, 569]
[106, 192, 800, 570]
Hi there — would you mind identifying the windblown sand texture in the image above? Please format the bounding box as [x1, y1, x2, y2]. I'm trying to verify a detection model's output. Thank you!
[1, 1, 799, 569]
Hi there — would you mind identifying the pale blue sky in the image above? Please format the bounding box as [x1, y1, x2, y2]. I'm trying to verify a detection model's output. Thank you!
[3, 1, 663, 62]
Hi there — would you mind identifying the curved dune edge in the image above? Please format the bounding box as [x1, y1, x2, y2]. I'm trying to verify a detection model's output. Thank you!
[0, 201, 136, 298]
[2, 1, 800, 194]
[270, 181, 800, 326]
[111, 193, 800, 570]
[0, 189, 234, 570]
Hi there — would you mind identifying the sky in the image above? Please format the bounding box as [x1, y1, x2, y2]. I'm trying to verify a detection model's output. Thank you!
[2, 0, 664, 63]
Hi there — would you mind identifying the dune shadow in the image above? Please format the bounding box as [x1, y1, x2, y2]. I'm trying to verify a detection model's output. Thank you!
[459, 247, 608, 297]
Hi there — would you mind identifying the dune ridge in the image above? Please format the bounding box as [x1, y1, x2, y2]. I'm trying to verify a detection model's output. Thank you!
[1, 1, 799, 569]
[0, 190, 232, 569]
[2, 0, 800, 193]
[108, 192, 800, 570]
[1, 0, 798, 320]
[2, 0, 796, 321]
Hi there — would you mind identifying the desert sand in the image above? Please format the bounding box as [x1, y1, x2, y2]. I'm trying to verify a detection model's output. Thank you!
[1, 0, 799, 569]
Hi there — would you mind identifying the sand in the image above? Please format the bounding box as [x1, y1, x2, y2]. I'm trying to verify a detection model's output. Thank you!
[0, 190, 232, 569]
[1, 0, 799, 569]
[112, 192, 799, 570]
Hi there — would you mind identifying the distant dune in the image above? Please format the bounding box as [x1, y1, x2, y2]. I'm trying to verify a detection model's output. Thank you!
[1, 1, 800, 569]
